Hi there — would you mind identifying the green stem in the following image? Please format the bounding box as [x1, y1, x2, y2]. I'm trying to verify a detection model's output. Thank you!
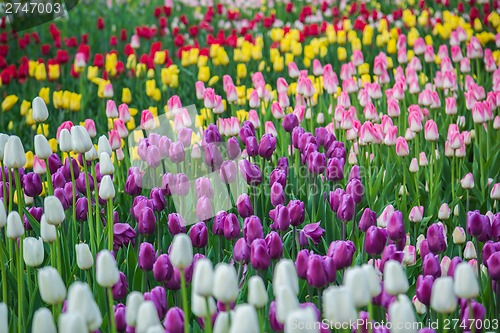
[91, 160, 102, 248]
[82, 155, 96, 255]
[107, 287, 117, 333]
[0, 233, 7, 304]
[204, 298, 213, 333]
[45, 158, 54, 196]
[107, 199, 114, 251]
[15, 238, 24, 333]
[180, 269, 190, 333]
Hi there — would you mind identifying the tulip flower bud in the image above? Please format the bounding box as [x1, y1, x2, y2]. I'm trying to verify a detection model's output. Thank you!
[276, 285, 299, 323]
[40, 214, 57, 243]
[343, 266, 371, 307]
[361, 264, 382, 297]
[463, 241, 477, 259]
[323, 286, 358, 324]
[96, 250, 120, 288]
[23, 237, 44, 267]
[34, 134, 53, 159]
[285, 307, 318, 333]
[99, 175, 115, 200]
[44, 196, 66, 226]
[170, 233, 193, 269]
[409, 206, 424, 223]
[32, 307, 56, 333]
[126, 291, 144, 327]
[164, 307, 184, 333]
[32, 96, 49, 123]
[153, 254, 173, 282]
[71, 126, 93, 154]
[0, 133, 8, 161]
[138, 242, 156, 271]
[454, 262, 479, 299]
[3, 136, 26, 169]
[213, 311, 230, 333]
[99, 153, 114, 175]
[213, 263, 239, 304]
[247, 276, 268, 309]
[191, 290, 216, 318]
[192, 258, 214, 298]
[273, 259, 299, 296]
[38, 266, 66, 305]
[438, 203, 450, 220]
[66, 282, 102, 331]
[451, 226, 465, 244]
[384, 260, 409, 296]
[426, 223, 447, 254]
[389, 294, 417, 332]
[58, 129, 72, 153]
[135, 301, 161, 333]
[6, 211, 24, 239]
[460, 173, 474, 189]
[0, 201, 6, 228]
[0, 303, 7, 333]
[58, 313, 87, 333]
[430, 277, 457, 314]
[229, 304, 259, 333]
[75, 243, 94, 270]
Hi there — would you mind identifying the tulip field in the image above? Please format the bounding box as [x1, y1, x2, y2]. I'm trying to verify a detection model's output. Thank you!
[1, 0, 500, 332]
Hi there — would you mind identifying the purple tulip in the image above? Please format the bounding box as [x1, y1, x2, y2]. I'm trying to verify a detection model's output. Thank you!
[138, 242, 156, 271]
[387, 210, 405, 241]
[227, 137, 241, 160]
[239, 159, 262, 186]
[24, 206, 43, 230]
[492, 213, 500, 241]
[113, 223, 136, 251]
[23, 172, 42, 197]
[426, 223, 447, 254]
[270, 182, 285, 207]
[76, 197, 89, 221]
[419, 239, 431, 259]
[112, 272, 128, 300]
[164, 307, 184, 333]
[461, 301, 486, 331]
[258, 134, 277, 159]
[349, 165, 361, 181]
[291, 127, 305, 148]
[223, 213, 241, 240]
[203, 143, 223, 171]
[447, 256, 463, 277]
[62, 157, 80, 181]
[153, 254, 173, 282]
[239, 122, 255, 145]
[169, 141, 185, 164]
[328, 188, 345, 212]
[131, 196, 151, 220]
[168, 213, 186, 235]
[380, 244, 404, 272]
[296, 249, 310, 279]
[164, 268, 181, 291]
[236, 194, 253, 218]
[204, 124, 222, 144]
[359, 208, 377, 232]
[416, 275, 434, 306]
[244, 216, 264, 244]
[270, 204, 291, 232]
[149, 187, 166, 211]
[54, 188, 70, 210]
[346, 178, 364, 204]
[144, 286, 168, 320]
[196, 196, 213, 222]
[298, 222, 325, 246]
[277, 157, 288, 174]
[326, 140, 346, 160]
[308, 152, 327, 174]
[364, 226, 387, 255]
[265, 231, 283, 260]
[269, 301, 284, 332]
[114, 303, 127, 332]
[125, 172, 142, 196]
[138, 207, 156, 235]
[422, 253, 441, 278]
[337, 193, 355, 222]
[159, 136, 171, 158]
[212, 211, 227, 236]
[245, 136, 259, 157]
[195, 177, 214, 199]
[282, 113, 299, 132]
[233, 238, 250, 263]
[220, 160, 238, 184]
[288, 200, 305, 227]
[487, 252, 500, 280]
[306, 254, 328, 288]
[48, 154, 62, 174]
[178, 128, 193, 147]
[0, 182, 9, 205]
[327, 240, 356, 270]
[467, 210, 491, 242]
[189, 222, 208, 248]
[269, 169, 287, 188]
[52, 171, 66, 189]
[250, 239, 271, 270]
[326, 157, 345, 182]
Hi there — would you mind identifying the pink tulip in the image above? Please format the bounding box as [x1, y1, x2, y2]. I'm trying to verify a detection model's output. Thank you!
[195, 81, 205, 100]
[140, 110, 155, 130]
[167, 95, 183, 114]
[106, 100, 118, 118]
[271, 102, 285, 120]
[395, 137, 409, 156]
[84, 119, 97, 138]
[118, 103, 131, 122]
[114, 119, 128, 138]
[203, 88, 217, 109]
[288, 62, 300, 78]
[424, 120, 439, 141]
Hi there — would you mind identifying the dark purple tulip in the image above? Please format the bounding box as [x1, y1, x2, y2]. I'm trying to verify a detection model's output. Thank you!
[204, 124, 222, 144]
[419, 239, 431, 259]
[75, 172, 93, 194]
[94, 163, 104, 183]
[23, 172, 42, 197]
[337, 194, 355, 222]
[153, 254, 173, 282]
[164, 268, 181, 291]
[291, 126, 305, 148]
[203, 143, 223, 171]
[296, 250, 310, 279]
[298, 133, 316, 152]
[277, 157, 288, 174]
[265, 231, 283, 260]
[380, 244, 404, 272]
[416, 275, 434, 306]
[349, 165, 361, 181]
[149, 187, 165, 212]
[52, 171, 66, 189]
[54, 188, 70, 210]
[270, 182, 285, 207]
[359, 208, 377, 232]
[125, 172, 142, 196]
[169, 141, 185, 164]
[315, 127, 328, 146]
[212, 211, 227, 236]
[306, 254, 328, 288]
[244, 216, 264, 244]
[270, 169, 287, 188]
[328, 188, 345, 212]
[282, 113, 299, 132]
[144, 286, 168, 319]
[227, 137, 241, 160]
[250, 239, 271, 270]
[461, 301, 486, 331]
[164, 307, 184, 333]
[326, 140, 346, 160]
[447, 256, 463, 277]
[113, 223, 136, 251]
[364, 226, 387, 255]
[308, 152, 326, 174]
[138, 242, 156, 271]
[233, 238, 250, 263]
[346, 178, 364, 204]
[223, 213, 240, 240]
[288, 200, 305, 227]
[482, 241, 500, 267]
[426, 223, 447, 254]
[48, 154, 62, 174]
[132, 196, 152, 220]
[236, 194, 253, 218]
[387, 210, 405, 241]
[270, 204, 291, 232]
[239, 122, 255, 144]
[422, 253, 441, 278]
[269, 301, 284, 332]
[138, 207, 156, 235]
[492, 213, 500, 241]
[220, 160, 238, 184]
[112, 272, 128, 300]
[76, 197, 89, 221]
[62, 157, 80, 181]
[239, 159, 262, 185]
[245, 136, 259, 157]
[466, 210, 490, 240]
[114, 303, 126, 331]
[189, 222, 208, 248]
[63, 182, 74, 203]
[24, 207, 43, 231]
[327, 240, 356, 270]
[487, 252, 500, 280]
[258, 134, 277, 159]
[302, 143, 318, 162]
[168, 213, 186, 235]
[299, 222, 325, 246]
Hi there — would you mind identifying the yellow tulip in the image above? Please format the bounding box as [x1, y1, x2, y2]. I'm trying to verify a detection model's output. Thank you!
[48, 64, 60, 81]
[146, 80, 156, 97]
[337, 30, 347, 45]
[87, 66, 99, 80]
[48, 138, 57, 152]
[25, 110, 35, 126]
[270, 28, 284, 42]
[291, 41, 302, 56]
[25, 151, 34, 169]
[237, 63, 247, 79]
[149, 106, 158, 117]
[105, 53, 118, 74]
[70, 93, 81, 112]
[53, 91, 63, 109]
[303, 57, 311, 68]
[152, 88, 161, 102]
[181, 51, 191, 67]
[337, 47, 347, 61]
[425, 35, 433, 45]
[28, 60, 38, 77]
[2, 95, 18, 112]
[154, 51, 166, 65]
[217, 48, 230, 65]
[236, 109, 248, 122]
[169, 75, 179, 89]
[126, 54, 137, 69]
[351, 38, 361, 51]
[147, 69, 155, 79]
[20, 100, 31, 116]
[387, 38, 397, 54]
[358, 63, 370, 75]
[273, 56, 284, 72]
[285, 53, 294, 65]
[8, 121, 13, 130]
[35, 63, 47, 81]
[474, 18, 482, 31]
[129, 108, 138, 117]
[361, 74, 371, 85]
[326, 25, 337, 43]
[62, 91, 71, 109]
[197, 55, 208, 67]
[39, 87, 50, 105]
[252, 46, 263, 60]
[189, 48, 199, 65]
[198, 66, 210, 82]
[135, 63, 146, 78]
[208, 75, 219, 86]
[122, 88, 132, 104]
[127, 118, 136, 131]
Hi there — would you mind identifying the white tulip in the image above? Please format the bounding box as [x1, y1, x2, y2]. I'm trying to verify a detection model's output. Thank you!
[213, 263, 239, 303]
[32, 96, 49, 122]
[58, 312, 87, 333]
[44, 196, 66, 226]
[389, 294, 417, 333]
[213, 311, 230, 333]
[0, 200, 6, 228]
[284, 307, 319, 333]
[71, 126, 93, 154]
[0, 133, 9, 161]
[361, 264, 382, 297]
[98, 135, 112, 156]
[99, 175, 115, 200]
[75, 243, 94, 270]
[34, 135, 52, 159]
[32, 307, 57, 333]
[3, 136, 26, 169]
[58, 129, 72, 153]
[463, 241, 477, 259]
[0, 303, 7, 333]
[276, 285, 299, 324]
[38, 266, 67, 305]
[40, 214, 57, 243]
[126, 291, 144, 327]
[136, 301, 161, 333]
[23, 237, 44, 267]
[85, 146, 99, 161]
[66, 282, 102, 331]
[454, 262, 479, 299]
[170, 234, 193, 269]
[96, 249, 120, 287]
[6, 211, 24, 239]
[323, 286, 358, 324]
[344, 266, 371, 307]
[99, 152, 114, 175]
[192, 258, 214, 297]
[146, 325, 166, 333]
[431, 277, 457, 314]
[273, 259, 299, 296]
[191, 289, 216, 318]
[383, 260, 409, 296]
[229, 304, 259, 333]
[247, 276, 268, 308]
